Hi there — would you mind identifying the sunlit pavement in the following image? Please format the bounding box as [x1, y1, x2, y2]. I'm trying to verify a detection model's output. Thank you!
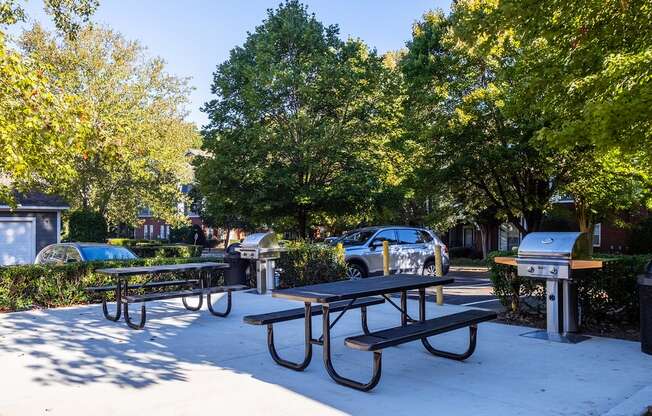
[1, 292, 650, 416]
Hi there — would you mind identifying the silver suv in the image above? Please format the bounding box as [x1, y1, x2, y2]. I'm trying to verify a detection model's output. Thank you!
[336, 226, 450, 278]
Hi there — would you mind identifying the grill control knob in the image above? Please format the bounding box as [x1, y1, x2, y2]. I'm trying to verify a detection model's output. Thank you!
[527, 266, 535, 273]
[550, 267, 558, 274]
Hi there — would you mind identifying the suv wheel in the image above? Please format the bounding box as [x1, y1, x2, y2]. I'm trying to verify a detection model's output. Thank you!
[346, 263, 366, 279]
[422, 260, 436, 276]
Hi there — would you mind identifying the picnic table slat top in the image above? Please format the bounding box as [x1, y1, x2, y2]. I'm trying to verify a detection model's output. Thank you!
[272, 274, 454, 303]
[95, 262, 229, 276]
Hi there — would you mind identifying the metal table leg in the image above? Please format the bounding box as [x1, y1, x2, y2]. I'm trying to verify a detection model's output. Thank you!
[182, 270, 204, 311]
[321, 304, 382, 391]
[400, 290, 408, 326]
[123, 277, 146, 330]
[267, 302, 313, 371]
[418, 287, 477, 360]
[102, 279, 122, 321]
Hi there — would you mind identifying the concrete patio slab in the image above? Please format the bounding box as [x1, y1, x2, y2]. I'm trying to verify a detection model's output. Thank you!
[0, 292, 650, 416]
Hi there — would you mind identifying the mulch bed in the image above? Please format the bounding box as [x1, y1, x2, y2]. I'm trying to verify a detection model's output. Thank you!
[495, 310, 640, 342]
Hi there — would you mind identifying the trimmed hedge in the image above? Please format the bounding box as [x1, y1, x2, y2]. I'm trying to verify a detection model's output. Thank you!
[487, 250, 542, 313]
[275, 241, 347, 289]
[0, 257, 222, 312]
[488, 251, 651, 324]
[107, 239, 202, 258]
[128, 245, 203, 258]
[107, 238, 159, 246]
[1, 242, 348, 312]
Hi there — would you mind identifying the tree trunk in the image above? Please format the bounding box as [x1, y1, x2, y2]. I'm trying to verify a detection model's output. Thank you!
[223, 227, 231, 249]
[478, 224, 489, 259]
[297, 210, 307, 239]
[575, 199, 594, 257]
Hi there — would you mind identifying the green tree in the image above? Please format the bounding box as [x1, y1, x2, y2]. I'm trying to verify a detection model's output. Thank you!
[198, 1, 400, 237]
[401, 10, 574, 236]
[0, 0, 96, 205]
[18, 25, 200, 228]
[68, 208, 107, 242]
[451, 0, 652, 162]
[561, 149, 650, 238]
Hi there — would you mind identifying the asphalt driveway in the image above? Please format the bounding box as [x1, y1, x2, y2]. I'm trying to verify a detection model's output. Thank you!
[425, 268, 504, 312]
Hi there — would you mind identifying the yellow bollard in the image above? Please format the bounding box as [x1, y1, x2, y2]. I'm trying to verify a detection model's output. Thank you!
[383, 240, 390, 276]
[336, 242, 345, 264]
[435, 244, 444, 305]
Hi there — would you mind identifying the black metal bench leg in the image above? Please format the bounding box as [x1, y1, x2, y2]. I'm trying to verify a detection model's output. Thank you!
[102, 280, 122, 322]
[421, 325, 478, 361]
[322, 304, 382, 392]
[123, 302, 147, 330]
[182, 276, 204, 311]
[182, 293, 204, 311]
[361, 306, 371, 335]
[207, 290, 232, 317]
[267, 303, 313, 371]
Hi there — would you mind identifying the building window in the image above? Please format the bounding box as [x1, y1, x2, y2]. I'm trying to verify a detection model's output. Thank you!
[593, 223, 601, 247]
[144, 224, 154, 240]
[499, 223, 521, 251]
[463, 226, 474, 248]
[139, 207, 153, 217]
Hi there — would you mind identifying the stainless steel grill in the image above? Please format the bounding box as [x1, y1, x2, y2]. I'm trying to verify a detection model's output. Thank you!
[516, 232, 591, 280]
[236, 232, 286, 294]
[514, 232, 596, 343]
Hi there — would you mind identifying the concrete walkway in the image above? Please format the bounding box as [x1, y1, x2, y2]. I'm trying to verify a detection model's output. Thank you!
[0, 292, 650, 416]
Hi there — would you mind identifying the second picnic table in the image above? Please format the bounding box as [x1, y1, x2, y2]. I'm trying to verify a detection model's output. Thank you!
[244, 274, 496, 391]
[90, 262, 246, 329]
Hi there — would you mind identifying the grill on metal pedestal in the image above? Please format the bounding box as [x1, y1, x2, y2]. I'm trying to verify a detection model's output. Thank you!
[236, 232, 286, 294]
[496, 232, 602, 343]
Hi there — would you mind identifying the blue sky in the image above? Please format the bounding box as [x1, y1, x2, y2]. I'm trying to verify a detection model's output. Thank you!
[13, 1, 451, 127]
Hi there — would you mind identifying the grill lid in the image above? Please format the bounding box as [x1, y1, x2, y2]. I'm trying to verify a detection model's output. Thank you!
[517, 232, 590, 260]
[240, 232, 281, 250]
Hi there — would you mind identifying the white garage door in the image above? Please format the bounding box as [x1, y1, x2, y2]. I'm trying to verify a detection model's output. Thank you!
[0, 218, 36, 266]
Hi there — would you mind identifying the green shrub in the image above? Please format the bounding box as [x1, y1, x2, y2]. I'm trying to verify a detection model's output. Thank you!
[487, 250, 543, 313]
[628, 217, 652, 254]
[68, 210, 107, 242]
[107, 238, 158, 247]
[170, 224, 206, 246]
[574, 254, 650, 323]
[488, 251, 651, 324]
[275, 241, 347, 288]
[0, 257, 223, 312]
[129, 244, 202, 258]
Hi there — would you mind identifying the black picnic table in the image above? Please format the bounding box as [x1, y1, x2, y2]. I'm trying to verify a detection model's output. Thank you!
[259, 274, 476, 390]
[92, 262, 245, 329]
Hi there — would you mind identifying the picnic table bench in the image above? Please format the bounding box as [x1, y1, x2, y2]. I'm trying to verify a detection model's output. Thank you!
[244, 275, 496, 391]
[91, 262, 247, 329]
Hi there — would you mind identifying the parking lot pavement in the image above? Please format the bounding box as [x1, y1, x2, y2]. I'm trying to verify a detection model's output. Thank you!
[423, 268, 505, 312]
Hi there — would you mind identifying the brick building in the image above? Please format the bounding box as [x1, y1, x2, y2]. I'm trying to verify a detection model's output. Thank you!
[444, 200, 648, 256]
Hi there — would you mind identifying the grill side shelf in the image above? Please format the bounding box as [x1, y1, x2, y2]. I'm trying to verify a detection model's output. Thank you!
[494, 257, 603, 270]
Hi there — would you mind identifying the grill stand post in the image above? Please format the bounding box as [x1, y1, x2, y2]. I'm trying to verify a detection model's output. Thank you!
[256, 259, 277, 294]
[522, 278, 589, 344]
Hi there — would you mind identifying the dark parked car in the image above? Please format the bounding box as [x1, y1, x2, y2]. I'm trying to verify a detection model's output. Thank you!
[35, 243, 138, 265]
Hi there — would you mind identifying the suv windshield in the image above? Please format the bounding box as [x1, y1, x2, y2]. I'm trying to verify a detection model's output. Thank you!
[339, 229, 376, 247]
[80, 246, 137, 261]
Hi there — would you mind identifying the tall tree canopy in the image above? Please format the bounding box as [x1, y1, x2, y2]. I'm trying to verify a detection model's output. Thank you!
[401, 10, 575, 236]
[451, 0, 652, 161]
[18, 25, 199, 226]
[0, 0, 96, 204]
[198, 0, 401, 237]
